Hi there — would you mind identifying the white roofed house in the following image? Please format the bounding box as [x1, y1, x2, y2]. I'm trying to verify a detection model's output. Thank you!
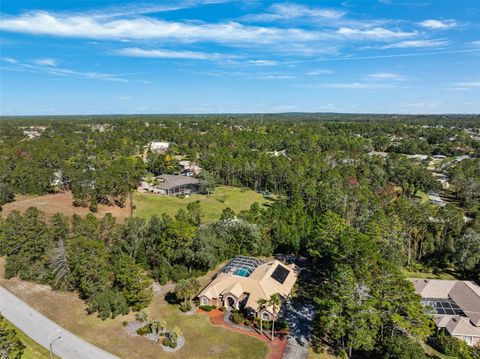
[198, 256, 298, 321]
[412, 279, 480, 346]
[149, 141, 170, 154]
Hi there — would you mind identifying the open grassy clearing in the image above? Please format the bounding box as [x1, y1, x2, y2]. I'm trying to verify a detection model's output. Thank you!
[2, 317, 53, 359]
[1, 192, 131, 223]
[0, 258, 269, 359]
[402, 268, 459, 280]
[133, 186, 272, 222]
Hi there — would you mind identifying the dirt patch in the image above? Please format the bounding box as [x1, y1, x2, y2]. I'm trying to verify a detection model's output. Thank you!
[2, 192, 131, 223]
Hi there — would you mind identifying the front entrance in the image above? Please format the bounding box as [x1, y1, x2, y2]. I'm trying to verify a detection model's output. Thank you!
[227, 297, 236, 307]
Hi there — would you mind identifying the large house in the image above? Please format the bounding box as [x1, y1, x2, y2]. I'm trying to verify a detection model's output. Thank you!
[149, 141, 170, 154]
[140, 174, 200, 195]
[412, 279, 480, 346]
[198, 256, 297, 321]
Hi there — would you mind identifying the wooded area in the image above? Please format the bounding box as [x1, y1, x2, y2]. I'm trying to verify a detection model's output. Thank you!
[1, 114, 479, 358]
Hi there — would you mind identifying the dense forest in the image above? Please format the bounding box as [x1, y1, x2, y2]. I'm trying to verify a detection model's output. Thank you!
[1, 114, 479, 358]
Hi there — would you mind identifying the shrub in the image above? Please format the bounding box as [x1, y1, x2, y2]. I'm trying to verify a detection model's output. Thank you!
[275, 320, 289, 331]
[169, 341, 177, 349]
[263, 322, 271, 330]
[431, 329, 473, 359]
[199, 305, 213, 312]
[163, 338, 172, 347]
[136, 325, 150, 336]
[122, 321, 128, 327]
[376, 334, 427, 359]
[220, 306, 226, 312]
[180, 304, 192, 312]
[230, 312, 244, 324]
[212, 305, 217, 309]
[244, 319, 253, 327]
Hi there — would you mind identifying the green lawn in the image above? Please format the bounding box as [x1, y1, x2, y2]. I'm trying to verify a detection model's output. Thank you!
[415, 190, 429, 203]
[3, 319, 52, 359]
[133, 186, 272, 222]
[402, 269, 459, 280]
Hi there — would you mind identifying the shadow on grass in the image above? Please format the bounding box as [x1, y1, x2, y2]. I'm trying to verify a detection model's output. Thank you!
[164, 291, 181, 305]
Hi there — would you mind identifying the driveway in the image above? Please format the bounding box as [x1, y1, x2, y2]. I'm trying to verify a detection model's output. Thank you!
[280, 298, 315, 359]
[0, 287, 119, 359]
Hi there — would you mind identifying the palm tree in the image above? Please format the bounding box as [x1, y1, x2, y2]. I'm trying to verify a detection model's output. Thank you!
[159, 319, 167, 332]
[170, 326, 182, 343]
[256, 298, 267, 335]
[151, 320, 160, 334]
[268, 294, 281, 341]
[135, 309, 148, 323]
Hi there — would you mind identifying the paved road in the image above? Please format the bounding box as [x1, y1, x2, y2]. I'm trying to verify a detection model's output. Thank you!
[280, 299, 315, 359]
[0, 287, 119, 359]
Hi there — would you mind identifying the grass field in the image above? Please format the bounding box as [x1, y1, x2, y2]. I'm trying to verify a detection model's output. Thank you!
[133, 186, 272, 222]
[2, 318, 52, 359]
[402, 268, 459, 280]
[0, 258, 269, 359]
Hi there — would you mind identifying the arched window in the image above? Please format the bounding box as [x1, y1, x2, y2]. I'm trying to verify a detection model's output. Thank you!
[201, 297, 209, 306]
[262, 312, 270, 321]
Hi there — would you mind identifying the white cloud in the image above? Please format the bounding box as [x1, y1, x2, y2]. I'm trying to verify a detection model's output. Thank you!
[337, 27, 415, 40]
[418, 19, 457, 30]
[309, 82, 391, 89]
[245, 3, 346, 22]
[246, 60, 278, 66]
[116, 47, 231, 60]
[307, 69, 333, 75]
[0, 10, 417, 50]
[450, 81, 480, 90]
[382, 39, 448, 48]
[257, 74, 294, 80]
[470, 40, 480, 47]
[2, 57, 129, 82]
[33, 58, 57, 66]
[0, 11, 320, 45]
[368, 72, 404, 81]
[2, 57, 17, 64]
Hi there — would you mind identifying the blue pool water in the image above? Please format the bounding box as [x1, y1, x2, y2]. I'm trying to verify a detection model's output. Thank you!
[233, 268, 250, 277]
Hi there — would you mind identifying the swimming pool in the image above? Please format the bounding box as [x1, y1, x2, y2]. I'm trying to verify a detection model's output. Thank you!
[233, 268, 250, 277]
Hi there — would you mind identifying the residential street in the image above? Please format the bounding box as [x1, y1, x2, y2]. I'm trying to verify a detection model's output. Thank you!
[0, 287, 119, 359]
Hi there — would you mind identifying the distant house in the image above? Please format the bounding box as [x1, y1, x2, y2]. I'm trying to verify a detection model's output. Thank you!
[149, 141, 170, 154]
[178, 160, 202, 177]
[428, 191, 446, 207]
[367, 151, 389, 158]
[198, 256, 297, 320]
[406, 154, 429, 161]
[412, 279, 480, 346]
[140, 174, 200, 195]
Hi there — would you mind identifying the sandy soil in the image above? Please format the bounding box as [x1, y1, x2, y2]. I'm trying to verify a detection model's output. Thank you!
[2, 192, 131, 223]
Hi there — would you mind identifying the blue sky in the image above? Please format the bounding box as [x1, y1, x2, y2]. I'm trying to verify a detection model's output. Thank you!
[1, 0, 479, 115]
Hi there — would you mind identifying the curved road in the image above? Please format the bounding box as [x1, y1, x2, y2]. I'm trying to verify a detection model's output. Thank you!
[0, 287, 118, 359]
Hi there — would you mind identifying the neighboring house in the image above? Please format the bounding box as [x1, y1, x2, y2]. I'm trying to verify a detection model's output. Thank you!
[150, 141, 170, 154]
[412, 279, 480, 346]
[367, 151, 389, 158]
[139, 174, 200, 195]
[198, 256, 297, 320]
[407, 154, 430, 161]
[428, 191, 446, 207]
[432, 172, 451, 190]
[178, 160, 202, 176]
